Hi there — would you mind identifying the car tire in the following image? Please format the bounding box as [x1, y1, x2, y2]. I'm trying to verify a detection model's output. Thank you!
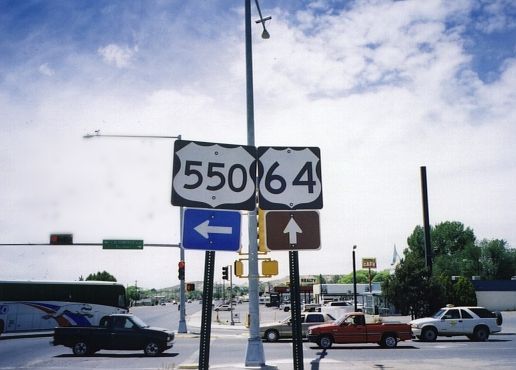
[144, 341, 162, 356]
[264, 329, 280, 342]
[473, 326, 490, 342]
[318, 335, 333, 349]
[421, 327, 437, 342]
[284, 307, 290, 312]
[72, 340, 91, 356]
[380, 334, 398, 348]
[0, 320, 4, 335]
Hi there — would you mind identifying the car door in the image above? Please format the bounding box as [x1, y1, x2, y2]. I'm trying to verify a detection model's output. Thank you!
[439, 308, 463, 335]
[110, 317, 142, 350]
[303, 314, 325, 336]
[460, 309, 476, 334]
[334, 315, 367, 344]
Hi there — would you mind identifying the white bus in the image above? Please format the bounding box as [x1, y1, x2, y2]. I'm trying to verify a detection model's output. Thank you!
[0, 280, 128, 335]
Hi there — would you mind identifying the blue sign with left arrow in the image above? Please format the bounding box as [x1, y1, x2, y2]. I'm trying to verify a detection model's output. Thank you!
[182, 208, 241, 251]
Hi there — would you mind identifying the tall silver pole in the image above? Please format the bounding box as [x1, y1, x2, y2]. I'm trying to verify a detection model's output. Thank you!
[178, 207, 187, 333]
[176, 134, 187, 333]
[244, 0, 265, 366]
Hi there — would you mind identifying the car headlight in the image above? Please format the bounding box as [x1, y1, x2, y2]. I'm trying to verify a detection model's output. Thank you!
[411, 323, 422, 329]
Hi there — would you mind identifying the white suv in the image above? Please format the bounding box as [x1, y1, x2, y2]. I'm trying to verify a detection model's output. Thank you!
[409, 306, 502, 342]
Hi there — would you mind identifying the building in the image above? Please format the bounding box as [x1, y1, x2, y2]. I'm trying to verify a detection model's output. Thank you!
[472, 280, 516, 311]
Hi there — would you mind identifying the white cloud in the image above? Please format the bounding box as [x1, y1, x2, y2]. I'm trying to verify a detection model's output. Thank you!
[97, 44, 138, 68]
[1, 1, 515, 288]
[38, 63, 55, 76]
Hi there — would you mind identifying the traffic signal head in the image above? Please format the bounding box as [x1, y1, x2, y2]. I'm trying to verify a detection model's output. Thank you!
[262, 260, 278, 276]
[234, 260, 244, 277]
[186, 283, 195, 292]
[178, 260, 185, 280]
[222, 266, 229, 280]
[50, 234, 73, 245]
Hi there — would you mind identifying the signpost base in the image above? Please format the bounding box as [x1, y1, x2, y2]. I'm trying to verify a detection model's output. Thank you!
[199, 251, 215, 370]
[290, 251, 304, 370]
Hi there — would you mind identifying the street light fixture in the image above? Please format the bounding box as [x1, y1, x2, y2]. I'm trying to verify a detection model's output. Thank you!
[254, 0, 271, 39]
[82, 131, 187, 334]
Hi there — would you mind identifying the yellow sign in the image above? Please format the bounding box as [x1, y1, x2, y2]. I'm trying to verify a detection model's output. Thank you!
[362, 258, 377, 269]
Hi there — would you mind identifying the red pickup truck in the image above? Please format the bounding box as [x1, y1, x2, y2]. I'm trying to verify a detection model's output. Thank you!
[307, 312, 411, 349]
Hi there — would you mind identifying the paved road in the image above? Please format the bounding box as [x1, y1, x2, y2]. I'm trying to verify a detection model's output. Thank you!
[1, 304, 515, 369]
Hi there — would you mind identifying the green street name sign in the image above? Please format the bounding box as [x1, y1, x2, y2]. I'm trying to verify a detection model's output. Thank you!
[102, 239, 144, 250]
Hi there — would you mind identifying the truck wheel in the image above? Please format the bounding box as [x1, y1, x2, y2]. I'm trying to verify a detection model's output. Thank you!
[144, 341, 162, 356]
[318, 335, 333, 349]
[264, 329, 280, 342]
[421, 327, 437, 342]
[380, 334, 398, 348]
[72, 340, 90, 356]
[473, 326, 489, 342]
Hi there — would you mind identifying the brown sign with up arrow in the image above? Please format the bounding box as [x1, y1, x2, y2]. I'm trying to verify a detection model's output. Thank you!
[265, 210, 320, 251]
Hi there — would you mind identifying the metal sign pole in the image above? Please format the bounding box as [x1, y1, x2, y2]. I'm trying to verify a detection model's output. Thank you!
[289, 250, 304, 370]
[199, 251, 215, 370]
[244, 0, 265, 365]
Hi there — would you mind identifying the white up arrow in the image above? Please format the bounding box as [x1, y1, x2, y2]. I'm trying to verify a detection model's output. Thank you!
[283, 217, 302, 244]
[194, 220, 233, 239]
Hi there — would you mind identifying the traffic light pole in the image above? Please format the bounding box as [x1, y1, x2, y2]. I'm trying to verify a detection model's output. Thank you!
[81, 131, 188, 334]
[230, 264, 234, 326]
[178, 205, 187, 333]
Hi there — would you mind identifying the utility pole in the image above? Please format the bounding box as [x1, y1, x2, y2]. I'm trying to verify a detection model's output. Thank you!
[420, 166, 432, 274]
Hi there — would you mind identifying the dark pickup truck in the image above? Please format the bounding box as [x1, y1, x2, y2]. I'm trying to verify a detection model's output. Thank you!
[52, 314, 174, 356]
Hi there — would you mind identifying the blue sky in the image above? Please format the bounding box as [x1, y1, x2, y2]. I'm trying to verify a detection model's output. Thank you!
[1, 0, 515, 288]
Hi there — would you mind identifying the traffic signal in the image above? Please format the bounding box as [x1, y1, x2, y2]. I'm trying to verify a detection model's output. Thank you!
[222, 266, 229, 280]
[234, 260, 244, 277]
[50, 234, 73, 245]
[186, 283, 195, 292]
[178, 260, 185, 280]
[262, 260, 278, 276]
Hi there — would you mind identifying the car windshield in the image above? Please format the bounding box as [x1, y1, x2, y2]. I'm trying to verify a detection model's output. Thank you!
[130, 316, 149, 328]
[432, 309, 446, 319]
[335, 313, 351, 325]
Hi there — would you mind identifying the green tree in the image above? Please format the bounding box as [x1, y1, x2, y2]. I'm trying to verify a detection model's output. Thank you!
[372, 270, 391, 283]
[382, 253, 444, 318]
[452, 277, 477, 306]
[479, 239, 515, 279]
[338, 270, 371, 284]
[126, 286, 140, 301]
[85, 270, 117, 282]
[432, 221, 476, 256]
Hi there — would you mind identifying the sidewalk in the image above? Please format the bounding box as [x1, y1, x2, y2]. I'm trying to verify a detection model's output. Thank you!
[185, 309, 248, 334]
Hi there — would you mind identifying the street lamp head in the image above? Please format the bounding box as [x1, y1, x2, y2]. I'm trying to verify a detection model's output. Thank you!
[353, 245, 357, 250]
[83, 130, 100, 139]
[261, 28, 270, 39]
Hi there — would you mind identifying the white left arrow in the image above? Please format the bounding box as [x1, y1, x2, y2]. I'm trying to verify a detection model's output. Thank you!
[283, 217, 302, 244]
[194, 220, 233, 239]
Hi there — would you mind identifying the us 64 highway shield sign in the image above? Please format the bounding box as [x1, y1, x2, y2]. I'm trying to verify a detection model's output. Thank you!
[171, 140, 257, 210]
[257, 146, 323, 210]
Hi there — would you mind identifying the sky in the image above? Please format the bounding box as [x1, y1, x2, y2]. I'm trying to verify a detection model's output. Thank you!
[1, 0, 515, 289]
